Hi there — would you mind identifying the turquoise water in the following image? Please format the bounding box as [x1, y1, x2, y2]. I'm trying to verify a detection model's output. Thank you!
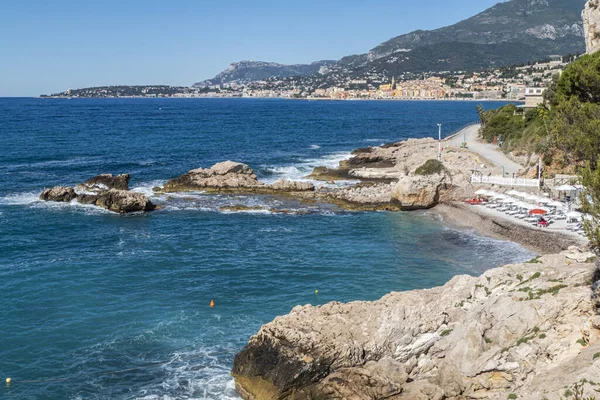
[0, 98, 533, 399]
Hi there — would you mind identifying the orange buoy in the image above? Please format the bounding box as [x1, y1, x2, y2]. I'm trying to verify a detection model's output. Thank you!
[210, 300, 215, 308]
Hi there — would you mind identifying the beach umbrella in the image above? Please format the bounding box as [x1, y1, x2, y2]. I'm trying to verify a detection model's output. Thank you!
[549, 201, 565, 208]
[566, 211, 582, 218]
[493, 194, 508, 200]
[556, 184, 576, 191]
[506, 190, 520, 196]
[537, 197, 552, 204]
[529, 209, 548, 215]
[501, 197, 516, 203]
[475, 189, 489, 195]
[525, 194, 539, 201]
[518, 202, 535, 210]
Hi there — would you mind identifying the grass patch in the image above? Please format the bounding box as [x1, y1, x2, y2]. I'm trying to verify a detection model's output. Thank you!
[594, 352, 600, 360]
[440, 329, 453, 337]
[508, 394, 517, 400]
[414, 159, 444, 176]
[485, 337, 493, 344]
[516, 335, 535, 346]
[539, 333, 546, 339]
[577, 337, 589, 347]
[526, 256, 542, 264]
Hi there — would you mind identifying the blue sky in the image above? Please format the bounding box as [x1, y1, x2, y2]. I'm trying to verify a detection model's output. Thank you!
[0, 0, 501, 96]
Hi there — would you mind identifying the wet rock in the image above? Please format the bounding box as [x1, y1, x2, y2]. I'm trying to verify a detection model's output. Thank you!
[76, 194, 99, 205]
[95, 189, 155, 213]
[39, 186, 77, 202]
[82, 173, 130, 191]
[307, 166, 353, 181]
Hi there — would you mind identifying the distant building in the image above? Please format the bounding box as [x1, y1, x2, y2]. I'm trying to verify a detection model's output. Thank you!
[524, 87, 546, 108]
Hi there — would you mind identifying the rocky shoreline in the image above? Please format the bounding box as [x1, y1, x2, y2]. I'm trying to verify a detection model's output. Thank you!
[232, 248, 600, 400]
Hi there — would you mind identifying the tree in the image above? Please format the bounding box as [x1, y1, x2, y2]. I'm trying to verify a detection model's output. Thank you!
[581, 164, 600, 249]
[555, 52, 600, 104]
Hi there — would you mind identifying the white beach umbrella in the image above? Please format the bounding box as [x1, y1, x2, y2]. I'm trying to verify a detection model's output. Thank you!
[514, 191, 528, 198]
[556, 184, 576, 191]
[506, 190, 520, 196]
[525, 194, 539, 201]
[493, 194, 508, 200]
[475, 189, 489, 195]
[501, 197, 516, 204]
[566, 211, 582, 218]
[537, 197, 552, 204]
[549, 201, 565, 208]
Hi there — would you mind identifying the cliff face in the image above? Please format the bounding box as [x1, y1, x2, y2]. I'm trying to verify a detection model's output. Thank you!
[232, 248, 600, 399]
[584, 0, 600, 53]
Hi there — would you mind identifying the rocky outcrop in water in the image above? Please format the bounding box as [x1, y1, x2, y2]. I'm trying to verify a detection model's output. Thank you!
[162, 161, 315, 194]
[81, 173, 131, 191]
[233, 248, 600, 400]
[584, 0, 600, 54]
[94, 189, 155, 213]
[39, 174, 155, 214]
[39, 186, 78, 202]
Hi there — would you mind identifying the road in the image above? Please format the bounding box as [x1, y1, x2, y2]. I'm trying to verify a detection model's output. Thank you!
[446, 124, 524, 176]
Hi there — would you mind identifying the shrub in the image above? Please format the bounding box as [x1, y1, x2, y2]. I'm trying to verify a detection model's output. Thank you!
[415, 159, 444, 176]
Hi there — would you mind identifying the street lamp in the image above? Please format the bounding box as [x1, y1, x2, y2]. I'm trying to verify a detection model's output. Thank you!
[437, 123, 442, 161]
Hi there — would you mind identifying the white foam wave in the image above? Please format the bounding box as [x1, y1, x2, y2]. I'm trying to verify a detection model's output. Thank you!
[0, 191, 113, 215]
[363, 138, 389, 142]
[261, 151, 352, 184]
[310, 144, 321, 149]
[0, 191, 41, 205]
[131, 180, 166, 197]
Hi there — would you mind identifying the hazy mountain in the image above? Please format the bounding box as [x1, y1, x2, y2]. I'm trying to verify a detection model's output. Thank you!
[193, 60, 335, 87]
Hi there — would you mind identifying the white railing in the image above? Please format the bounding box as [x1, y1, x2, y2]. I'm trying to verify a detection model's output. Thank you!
[471, 175, 540, 188]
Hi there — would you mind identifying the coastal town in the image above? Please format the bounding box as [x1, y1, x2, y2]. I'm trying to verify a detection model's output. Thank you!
[44, 54, 574, 103]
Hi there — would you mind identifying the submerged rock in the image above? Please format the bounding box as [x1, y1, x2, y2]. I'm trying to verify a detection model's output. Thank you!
[232, 249, 600, 399]
[39, 186, 77, 202]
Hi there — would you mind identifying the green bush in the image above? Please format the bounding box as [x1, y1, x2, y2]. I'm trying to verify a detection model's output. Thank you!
[415, 159, 444, 176]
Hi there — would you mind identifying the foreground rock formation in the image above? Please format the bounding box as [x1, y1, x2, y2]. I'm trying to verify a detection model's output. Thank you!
[39, 174, 155, 213]
[233, 248, 600, 399]
[584, 0, 600, 54]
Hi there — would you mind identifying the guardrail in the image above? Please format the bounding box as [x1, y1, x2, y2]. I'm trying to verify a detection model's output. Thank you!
[471, 175, 540, 188]
[444, 122, 480, 140]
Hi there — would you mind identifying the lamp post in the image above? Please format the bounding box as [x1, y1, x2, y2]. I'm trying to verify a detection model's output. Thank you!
[437, 123, 442, 161]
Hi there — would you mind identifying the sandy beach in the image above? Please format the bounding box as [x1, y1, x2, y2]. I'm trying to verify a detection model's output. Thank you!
[433, 202, 587, 254]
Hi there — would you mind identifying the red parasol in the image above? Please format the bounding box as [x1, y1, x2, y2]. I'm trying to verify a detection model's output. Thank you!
[529, 209, 547, 215]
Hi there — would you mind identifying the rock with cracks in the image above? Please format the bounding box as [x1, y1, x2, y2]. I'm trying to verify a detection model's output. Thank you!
[232, 249, 600, 400]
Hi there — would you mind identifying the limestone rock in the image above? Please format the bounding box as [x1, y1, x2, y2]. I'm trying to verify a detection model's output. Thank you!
[39, 186, 77, 202]
[584, 0, 600, 54]
[391, 174, 445, 210]
[268, 179, 314, 192]
[232, 250, 600, 399]
[94, 189, 155, 213]
[82, 173, 130, 191]
[163, 161, 263, 192]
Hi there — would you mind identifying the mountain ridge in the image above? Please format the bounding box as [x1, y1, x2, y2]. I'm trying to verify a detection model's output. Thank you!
[199, 0, 587, 85]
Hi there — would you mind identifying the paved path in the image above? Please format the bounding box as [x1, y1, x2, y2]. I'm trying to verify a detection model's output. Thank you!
[446, 124, 524, 176]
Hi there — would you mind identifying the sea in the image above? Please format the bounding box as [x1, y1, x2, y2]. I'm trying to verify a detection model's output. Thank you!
[0, 98, 534, 400]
